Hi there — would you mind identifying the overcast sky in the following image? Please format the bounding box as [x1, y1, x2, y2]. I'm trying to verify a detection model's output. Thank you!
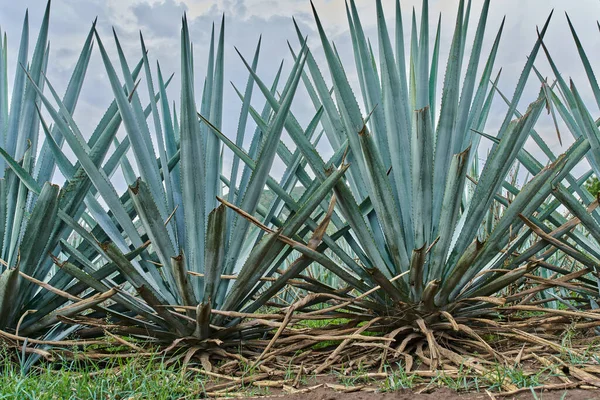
[1, 0, 600, 192]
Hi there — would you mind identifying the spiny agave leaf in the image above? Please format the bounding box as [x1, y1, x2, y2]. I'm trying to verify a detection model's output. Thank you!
[566, 14, 600, 110]
[467, 265, 531, 301]
[427, 146, 470, 283]
[5, 145, 32, 266]
[140, 33, 175, 217]
[38, 110, 76, 179]
[218, 232, 281, 314]
[231, 84, 329, 205]
[28, 72, 145, 255]
[409, 244, 426, 298]
[449, 93, 546, 267]
[129, 179, 178, 293]
[359, 121, 409, 272]
[453, 0, 490, 153]
[412, 106, 434, 249]
[312, 1, 370, 182]
[570, 80, 600, 176]
[0, 179, 5, 258]
[409, 8, 418, 115]
[429, 14, 441, 122]
[180, 15, 206, 290]
[87, 58, 147, 152]
[553, 185, 600, 245]
[200, 23, 215, 153]
[0, 266, 20, 328]
[494, 76, 593, 210]
[102, 242, 189, 335]
[496, 11, 552, 138]
[375, 0, 413, 245]
[171, 254, 198, 314]
[203, 204, 226, 304]
[20, 242, 153, 332]
[229, 37, 261, 210]
[35, 19, 95, 185]
[451, 154, 569, 302]
[0, 29, 8, 155]
[461, 19, 504, 153]
[105, 137, 131, 180]
[236, 60, 285, 208]
[220, 44, 308, 289]
[8, 182, 59, 323]
[292, 19, 344, 151]
[417, 0, 430, 109]
[112, 30, 158, 163]
[347, 0, 390, 167]
[0, 145, 41, 195]
[240, 37, 392, 280]
[14, 1, 50, 161]
[28, 289, 116, 332]
[280, 165, 349, 239]
[219, 162, 349, 313]
[55, 260, 161, 325]
[95, 30, 169, 225]
[157, 62, 184, 245]
[205, 17, 225, 217]
[3, 10, 29, 163]
[431, 0, 464, 233]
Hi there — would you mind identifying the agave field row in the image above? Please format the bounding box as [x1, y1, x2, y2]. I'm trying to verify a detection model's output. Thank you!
[1, 0, 600, 391]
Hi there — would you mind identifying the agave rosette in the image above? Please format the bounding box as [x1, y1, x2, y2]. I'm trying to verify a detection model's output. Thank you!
[234, 0, 595, 335]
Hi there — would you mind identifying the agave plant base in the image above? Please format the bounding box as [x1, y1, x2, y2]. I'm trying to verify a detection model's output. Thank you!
[252, 311, 599, 391]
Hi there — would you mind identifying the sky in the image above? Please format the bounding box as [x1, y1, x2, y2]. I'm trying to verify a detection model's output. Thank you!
[1, 0, 600, 193]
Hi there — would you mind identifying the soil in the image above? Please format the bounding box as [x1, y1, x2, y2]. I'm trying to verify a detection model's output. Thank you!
[253, 387, 598, 400]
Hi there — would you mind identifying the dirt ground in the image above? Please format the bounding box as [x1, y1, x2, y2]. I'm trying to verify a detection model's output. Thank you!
[254, 387, 597, 399]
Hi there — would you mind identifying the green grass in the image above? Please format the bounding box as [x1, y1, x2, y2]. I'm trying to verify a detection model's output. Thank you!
[0, 349, 210, 400]
[0, 344, 582, 398]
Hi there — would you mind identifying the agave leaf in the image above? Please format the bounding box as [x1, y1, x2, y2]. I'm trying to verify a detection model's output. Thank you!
[95, 30, 169, 226]
[179, 16, 206, 291]
[375, 0, 413, 244]
[28, 73, 146, 256]
[0, 179, 5, 258]
[448, 93, 546, 268]
[553, 185, 600, 245]
[218, 232, 281, 313]
[427, 146, 470, 282]
[5, 146, 32, 266]
[8, 182, 59, 323]
[35, 19, 95, 184]
[566, 14, 600, 110]
[228, 38, 261, 209]
[359, 121, 409, 272]
[497, 11, 552, 139]
[204, 204, 226, 305]
[3, 11, 29, 162]
[453, 0, 490, 153]
[205, 17, 225, 217]
[102, 242, 189, 335]
[347, 0, 390, 167]
[429, 14, 441, 122]
[412, 107, 434, 249]
[14, 1, 50, 160]
[0, 266, 20, 328]
[129, 179, 178, 293]
[140, 34, 175, 216]
[431, 0, 464, 231]
[451, 154, 570, 302]
[220, 44, 308, 297]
